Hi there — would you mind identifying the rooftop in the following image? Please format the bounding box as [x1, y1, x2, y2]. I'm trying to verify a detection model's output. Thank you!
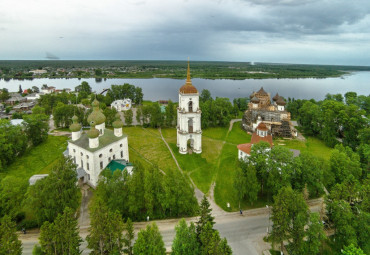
[69, 128, 127, 152]
[106, 159, 133, 174]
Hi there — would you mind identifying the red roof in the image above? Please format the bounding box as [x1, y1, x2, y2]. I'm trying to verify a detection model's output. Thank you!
[251, 133, 273, 147]
[237, 143, 252, 155]
[257, 122, 268, 131]
[179, 83, 198, 94]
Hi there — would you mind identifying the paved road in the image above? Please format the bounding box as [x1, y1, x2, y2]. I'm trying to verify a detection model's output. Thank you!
[20, 199, 322, 255]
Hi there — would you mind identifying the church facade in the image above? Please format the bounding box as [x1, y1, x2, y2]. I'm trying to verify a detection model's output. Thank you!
[177, 62, 202, 154]
[67, 99, 130, 187]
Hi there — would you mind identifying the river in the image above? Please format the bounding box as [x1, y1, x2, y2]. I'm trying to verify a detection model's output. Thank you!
[1, 72, 369, 101]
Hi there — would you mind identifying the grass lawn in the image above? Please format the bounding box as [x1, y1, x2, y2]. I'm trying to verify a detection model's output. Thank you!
[124, 127, 178, 173]
[274, 136, 333, 160]
[0, 136, 68, 181]
[225, 122, 251, 145]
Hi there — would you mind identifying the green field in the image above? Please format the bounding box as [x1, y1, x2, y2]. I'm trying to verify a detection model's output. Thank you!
[0, 136, 68, 181]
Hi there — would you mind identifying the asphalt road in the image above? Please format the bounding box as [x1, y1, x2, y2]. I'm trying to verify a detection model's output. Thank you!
[19, 200, 322, 255]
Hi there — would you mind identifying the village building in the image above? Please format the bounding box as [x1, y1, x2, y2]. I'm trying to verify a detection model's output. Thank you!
[237, 122, 273, 160]
[12, 101, 36, 112]
[25, 92, 44, 101]
[177, 62, 202, 154]
[29, 69, 47, 75]
[6, 96, 26, 105]
[111, 98, 132, 111]
[242, 87, 297, 138]
[66, 99, 131, 187]
[41, 86, 56, 94]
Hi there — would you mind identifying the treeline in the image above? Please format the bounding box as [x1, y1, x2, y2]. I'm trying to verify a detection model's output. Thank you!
[287, 92, 369, 150]
[136, 100, 176, 128]
[95, 164, 199, 221]
[0, 112, 49, 172]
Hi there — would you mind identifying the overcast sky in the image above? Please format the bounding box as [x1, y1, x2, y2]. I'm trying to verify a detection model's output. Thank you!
[1, 0, 370, 65]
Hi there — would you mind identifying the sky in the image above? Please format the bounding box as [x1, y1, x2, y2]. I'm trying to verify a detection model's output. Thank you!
[1, 0, 370, 65]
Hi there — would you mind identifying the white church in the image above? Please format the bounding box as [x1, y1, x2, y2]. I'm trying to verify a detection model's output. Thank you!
[67, 99, 131, 187]
[177, 62, 202, 154]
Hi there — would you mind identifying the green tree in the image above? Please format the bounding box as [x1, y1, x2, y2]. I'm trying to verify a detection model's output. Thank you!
[25, 157, 81, 224]
[134, 87, 143, 105]
[133, 222, 166, 255]
[248, 141, 271, 194]
[0, 88, 10, 102]
[344, 92, 357, 105]
[234, 167, 247, 209]
[304, 213, 326, 255]
[0, 215, 22, 255]
[136, 107, 142, 125]
[123, 218, 134, 255]
[0, 177, 27, 220]
[32, 105, 46, 115]
[94, 68, 102, 76]
[75, 81, 92, 94]
[165, 100, 176, 126]
[39, 207, 82, 255]
[199, 222, 232, 255]
[270, 186, 309, 255]
[172, 219, 199, 255]
[200, 89, 212, 103]
[196, 196, 215, 237]
[87, 197, 125, 255]
[103, 107, 118, 127]
[32, 86, 40, 93]
[23, 114, 49, 146]
[124, 109, 133, 125]
[341, 244, 366, 255]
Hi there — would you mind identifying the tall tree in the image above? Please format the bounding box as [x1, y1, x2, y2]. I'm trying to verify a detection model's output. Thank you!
[133, 222, 166, 255]
[0, 88, 10, 102]
[341, 244, 366, 255]
[124, 109, 133, 125]
[304, 213, 326, 255]
[87, 197, 125, 255]
[200, 89, 212, 103]
[196, 195, 215, 237]
[25, 156, 81, 224]
[234, 167, 247, 209]
[123, 218, 134, 255]
[75, 81, 92, 94]
[0, 177, 27, 220]
[23, 113, 49, 146]
[39, 207, 82, 255]
[0, 215, 22, 255]
[199, 222, 232, 255]
[172, 219, 199, 255]
[134, 87, 143, 105]
[165, 100, 176, 127]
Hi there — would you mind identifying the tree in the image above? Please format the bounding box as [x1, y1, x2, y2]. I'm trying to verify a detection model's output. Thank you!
[133, 222, 166, 255]
[196, 195, 215, 237]
[136, 107, 142, 125]
[124, 109, 133, 125]
[248, 141, 271, 193]
[75, 81, 91, 94]
[344, 92, 357, 105]
[87, 197, 125, 255]
[304, 213, 326, 255]
[200, 89, 212, 103]
[0, 215, 22, 255]
[234, 167, 247, 209]
[165, 100, 176, 126]
[199, 222, 232, 255]
[269, 186, 309, 254]
[32, 86, 40, 93]
[23, 114, 49, 146]
[0, 88, 10, 102]
[39, 207, 82, 255]
[123, 218, 134, 255]
[25, 157, 81, 224]
[341, 244, 366, 255]
[0, 177, 27, 220]
[18, 84, 22, 94]
[172, 219, 199, 255]
[94, 68, 102, 76]
[134, 87, 143, 105]
[32, 105, 46, 115]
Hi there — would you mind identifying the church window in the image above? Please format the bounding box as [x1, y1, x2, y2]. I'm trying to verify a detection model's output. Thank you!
[120, 144, 123, 147]
[100, 161, 103, 169]
[188, 101, 193, 112]
[113, 155, 116, 159]
[188, 118, 193, 133]
[73, 149, 76, 153]
[108, 157, 111, 161]
[99, 154, 102, 158]
[74, 157, 76, 163]
[121, 151, 123, 158]
[86, 155, 89, 159]
[109, 148, 113, 152]
[87, 163, 89, 170]
[87, 174, 90, 180]
[81, 152, 83, 156]
[100, 129, 102, 134]
[81, 160, 83, 168]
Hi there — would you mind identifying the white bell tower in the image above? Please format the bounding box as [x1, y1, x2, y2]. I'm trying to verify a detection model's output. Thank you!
[177, 60, 202, 154]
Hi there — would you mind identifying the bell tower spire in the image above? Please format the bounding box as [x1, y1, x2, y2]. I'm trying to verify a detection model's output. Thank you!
[186, 57, 191, 84]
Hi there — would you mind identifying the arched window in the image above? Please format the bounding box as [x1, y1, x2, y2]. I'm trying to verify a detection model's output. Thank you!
[99, 154, 103, 158]
[188, 101, 193, 112]
[188, 118, 193, 133]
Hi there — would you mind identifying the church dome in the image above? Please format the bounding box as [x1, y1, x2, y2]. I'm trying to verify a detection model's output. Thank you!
[112, 113, 124, 128]
[276, 97, 286, 106]
[257, 122, 268, 131]
[272, 93, 280, 101]
[179, 61, 198, 94]
[87, 122, 100, 138]
[87, 99, 106, 125]
[257, 87, 268, 95]
[251, 96, 260, 103]
[69, 115, 81, 132]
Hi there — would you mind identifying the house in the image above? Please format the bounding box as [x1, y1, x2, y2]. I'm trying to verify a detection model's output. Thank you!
[6, 96, 26, 105]
[26, 92, 43, 101]
[41, 86, 56, 94]
[237, 122, 273, 160]
[12, 102, 36, 112]
[111, 98, 132, 111]
[66, 99, 130, 187]
[29, 69, 47, 75]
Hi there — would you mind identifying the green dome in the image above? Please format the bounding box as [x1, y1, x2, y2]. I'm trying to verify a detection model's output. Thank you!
[113, 120, 124, 128]
[87, 122, 100, 138]
[70, 115, 81, 132]
[87, 99, 106, 125]
[70, 123, 81, 132]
